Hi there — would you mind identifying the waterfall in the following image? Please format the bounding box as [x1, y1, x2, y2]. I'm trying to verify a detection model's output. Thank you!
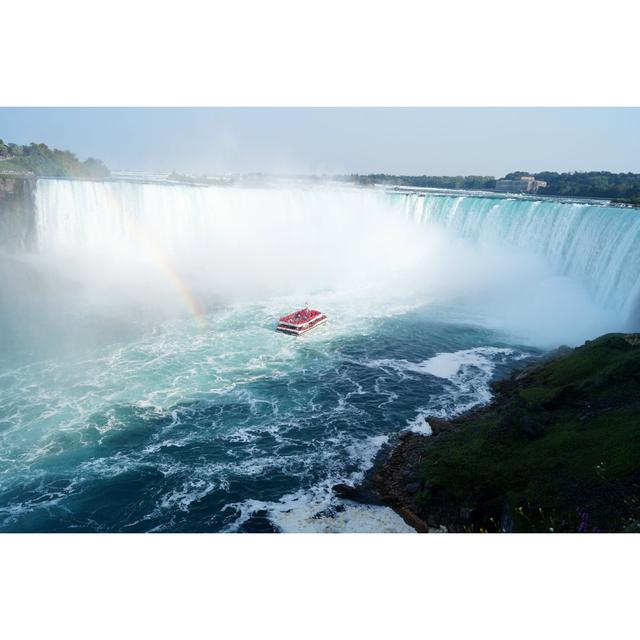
[31, 178, 640, 328]
[392, 192, 640, 321]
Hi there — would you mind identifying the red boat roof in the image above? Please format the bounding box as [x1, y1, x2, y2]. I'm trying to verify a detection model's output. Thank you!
[279, 308, 322, 324]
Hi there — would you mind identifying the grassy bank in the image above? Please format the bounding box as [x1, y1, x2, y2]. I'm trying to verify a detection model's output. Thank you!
[374, 334, 640, 532]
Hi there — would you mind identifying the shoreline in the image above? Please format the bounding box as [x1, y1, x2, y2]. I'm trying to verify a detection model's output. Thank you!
[336, 334, 640, 533]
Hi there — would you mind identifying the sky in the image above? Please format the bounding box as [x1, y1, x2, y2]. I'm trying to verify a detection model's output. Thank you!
[0, 107, 638, 177]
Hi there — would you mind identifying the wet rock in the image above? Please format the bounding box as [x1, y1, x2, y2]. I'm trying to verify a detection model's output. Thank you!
[238, 510, 280, 533]
[398, 507, 429, 532]
[312, 504, 345, 520]
[332, 483, 359, 500]
[425, 416, 453, 436]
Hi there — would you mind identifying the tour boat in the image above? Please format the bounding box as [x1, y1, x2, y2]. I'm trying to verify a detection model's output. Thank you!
[276, 306, 328, 336]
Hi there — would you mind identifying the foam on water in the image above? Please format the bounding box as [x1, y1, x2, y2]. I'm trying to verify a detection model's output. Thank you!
[220, 346, 531, 532]
[214, 404, 416, 531]
[362, 347, 527, 433]
[0, 301, 534, 531]
[2, 180, 636, 532]
[227, 486, 416, 534]
[222, 434, 415, 533]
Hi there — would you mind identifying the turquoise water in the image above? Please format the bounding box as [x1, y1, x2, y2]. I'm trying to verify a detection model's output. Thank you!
[0, 181, 637, 532]
[0, 301, 533, 532]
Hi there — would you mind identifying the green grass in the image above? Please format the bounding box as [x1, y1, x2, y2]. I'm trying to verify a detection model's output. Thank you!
[419, 334, 640, 532]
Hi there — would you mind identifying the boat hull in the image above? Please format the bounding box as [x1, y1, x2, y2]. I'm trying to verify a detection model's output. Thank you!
[276, 316, 328, 336]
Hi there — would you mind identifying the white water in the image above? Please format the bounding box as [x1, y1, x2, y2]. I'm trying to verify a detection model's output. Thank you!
[28, 179, 638, 346]
[2, 178, 638, 532]
[397, 192, 640, 320]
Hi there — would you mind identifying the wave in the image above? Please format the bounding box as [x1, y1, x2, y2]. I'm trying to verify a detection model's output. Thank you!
[364, 347, 529, 432]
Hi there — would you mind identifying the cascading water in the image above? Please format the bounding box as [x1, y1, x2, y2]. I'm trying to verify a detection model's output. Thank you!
[30, 179, 640, 327]
[396, 193, 640, 320]
[0, 178, 638, 532]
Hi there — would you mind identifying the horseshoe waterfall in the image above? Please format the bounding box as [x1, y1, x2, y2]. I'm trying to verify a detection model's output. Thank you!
[0, 178, 638, 532]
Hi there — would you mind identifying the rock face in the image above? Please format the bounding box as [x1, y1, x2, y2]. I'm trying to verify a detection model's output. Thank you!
[0, 175, 36, 251]
[332, 483, 360, 501]
[331, 482, 385, 505]
[368, 432, 433, 532]
[425, 416, 454, 436]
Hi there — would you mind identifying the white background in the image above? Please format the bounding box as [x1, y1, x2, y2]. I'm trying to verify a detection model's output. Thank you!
[1, 1, 639, 638]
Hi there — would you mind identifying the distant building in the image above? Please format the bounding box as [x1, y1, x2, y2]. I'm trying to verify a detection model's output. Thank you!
[495, 175, 547, 193]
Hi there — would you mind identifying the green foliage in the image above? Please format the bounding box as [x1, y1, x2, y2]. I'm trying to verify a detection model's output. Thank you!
[505, 170, 640, 204]
[340, 171, 640, 205]
[419, 334, 640, 532]
[502, 171, 531, 180]
[0, 140, 109, 178]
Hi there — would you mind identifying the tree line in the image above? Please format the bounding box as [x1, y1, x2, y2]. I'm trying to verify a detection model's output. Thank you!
[0, 140, 109, 178]
[504, 171, 640, 205]
[338, 174, 496, 190]
[340, 172, 640, 205]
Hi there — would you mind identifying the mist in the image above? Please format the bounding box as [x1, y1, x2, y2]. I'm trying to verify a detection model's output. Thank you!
[1, 179, 629, 359]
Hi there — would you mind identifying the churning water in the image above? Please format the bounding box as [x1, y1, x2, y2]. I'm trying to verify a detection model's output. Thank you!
[0, 180, 637, 531]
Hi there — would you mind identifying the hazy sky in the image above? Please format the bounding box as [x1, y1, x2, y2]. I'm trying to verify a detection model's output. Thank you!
[1, 107, 638, 176]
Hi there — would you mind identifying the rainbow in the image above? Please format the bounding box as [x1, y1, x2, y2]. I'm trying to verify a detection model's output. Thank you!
[146, 248, 207, 329]
[108, 190, 207, 329]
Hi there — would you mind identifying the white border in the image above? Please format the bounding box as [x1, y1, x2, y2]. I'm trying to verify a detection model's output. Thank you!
[1, 1, 639, 637]
[1, 534, 638, 638]
[2, 0, 640, 106]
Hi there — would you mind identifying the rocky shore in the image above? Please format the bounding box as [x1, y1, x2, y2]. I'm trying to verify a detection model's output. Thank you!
[335, 334, 640, 532]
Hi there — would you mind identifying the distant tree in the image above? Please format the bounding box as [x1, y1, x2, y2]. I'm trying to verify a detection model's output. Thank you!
[8, 143, 24, 156]
[336, 171, 640, 206]
[503, 171, 532, 179]
[82, 158, 109, 177]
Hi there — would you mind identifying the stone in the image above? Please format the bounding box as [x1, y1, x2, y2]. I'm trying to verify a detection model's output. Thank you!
[332, 483, 359, 500]
[425, 416, 453, 436]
